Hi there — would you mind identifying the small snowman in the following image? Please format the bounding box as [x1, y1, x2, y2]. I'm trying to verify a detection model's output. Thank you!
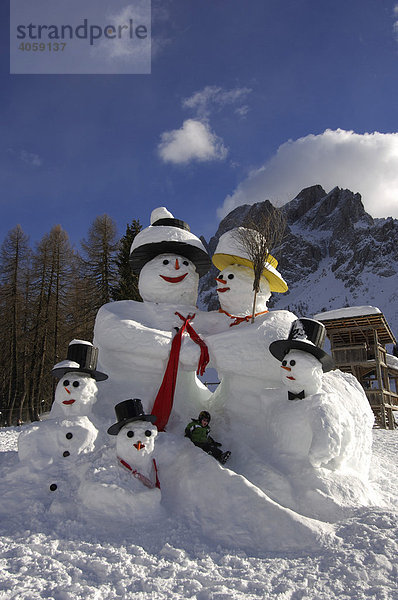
[269, 318, 335, 400]
[18, 340, 107, 478]
[108, 398, 160, 491]
[267, 318, 355, 473]
[77, 399, 162, 520]
[261, 318, 379, 520]
[94, 207, 216, 431]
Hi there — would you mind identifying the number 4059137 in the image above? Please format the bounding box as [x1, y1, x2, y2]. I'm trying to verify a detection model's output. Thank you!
[18, 42, 66, 51]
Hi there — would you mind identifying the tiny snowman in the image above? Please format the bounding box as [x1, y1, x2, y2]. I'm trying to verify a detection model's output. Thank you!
[107, 399, 160, 491]
[269, 318, 335, 400]
[18, 340, 108, 479]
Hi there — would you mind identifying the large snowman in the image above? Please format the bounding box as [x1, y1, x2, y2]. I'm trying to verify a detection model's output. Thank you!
[181, 227, 297, 454]
[93, 207, 220, 431]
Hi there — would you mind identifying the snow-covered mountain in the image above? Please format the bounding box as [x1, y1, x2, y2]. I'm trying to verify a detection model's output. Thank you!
[199, 185, 398, 341]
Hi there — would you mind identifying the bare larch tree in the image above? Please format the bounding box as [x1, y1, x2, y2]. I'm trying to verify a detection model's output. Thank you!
[233, 204, 286, 322]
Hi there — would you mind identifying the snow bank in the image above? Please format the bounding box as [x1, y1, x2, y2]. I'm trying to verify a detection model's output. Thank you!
[0, 428, 397, 600]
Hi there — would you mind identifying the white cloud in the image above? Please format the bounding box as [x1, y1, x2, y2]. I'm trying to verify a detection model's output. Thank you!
[20, 150, 42, 167]
[218, 129, 398, 220]
[7, 148, 43, 167]
[158, 119, 228, 165]
[92, 3, 150, 64]
[183, 86, 252, 119]
[393, 4, 398, 39]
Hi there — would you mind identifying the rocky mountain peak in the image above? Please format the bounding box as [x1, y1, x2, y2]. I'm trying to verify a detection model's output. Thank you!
[287, 186, 373, 233]
[199, 185, 398, 335]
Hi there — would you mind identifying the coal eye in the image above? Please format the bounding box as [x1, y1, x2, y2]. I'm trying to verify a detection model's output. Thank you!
[145, 430, 152, 437]
[63, 380, 70, 387]
[182, 260, 189, 266]
[228, 274, 234, 280]
[290, 360, 296, 366]
[282, 360, 287, 367]
[73, 381, 79, 388]
[127, 431, 134, 438]
[163, 259, 169, 265]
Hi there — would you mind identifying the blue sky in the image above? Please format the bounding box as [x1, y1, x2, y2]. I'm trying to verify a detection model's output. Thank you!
[2, 0, 398, 248]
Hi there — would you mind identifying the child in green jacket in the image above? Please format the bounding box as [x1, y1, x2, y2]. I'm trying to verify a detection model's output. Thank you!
[185, 411, 231, 465]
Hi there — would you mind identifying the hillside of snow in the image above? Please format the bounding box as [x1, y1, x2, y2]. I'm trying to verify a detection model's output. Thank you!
[0, 426, 397, 599]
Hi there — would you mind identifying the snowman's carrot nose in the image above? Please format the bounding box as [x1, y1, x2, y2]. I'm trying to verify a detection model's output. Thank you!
[134, 441, 144, 451]
[65, 387, 71, 394]
[281, 365, 291, 372]
[175, 259, 180, 270]
[216, 277, 227, 284]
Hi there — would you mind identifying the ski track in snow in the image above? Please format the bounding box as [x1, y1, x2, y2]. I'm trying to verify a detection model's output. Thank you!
[0, 428, 397, 600]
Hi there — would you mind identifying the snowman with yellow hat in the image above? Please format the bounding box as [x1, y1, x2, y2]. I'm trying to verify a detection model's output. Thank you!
[213, 227, 288, 323]
[188, 227, 298, 457]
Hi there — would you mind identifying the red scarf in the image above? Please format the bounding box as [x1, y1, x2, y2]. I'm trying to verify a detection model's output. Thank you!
[118, 456, 160, 489]
[151, 312, 209, 432]
[218, 308, 269, 327]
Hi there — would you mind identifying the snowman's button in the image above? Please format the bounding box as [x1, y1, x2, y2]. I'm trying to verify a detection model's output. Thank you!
[66, 432, 73, 439]
[50, 483, 57, 492]
[63, 451, 70, 457]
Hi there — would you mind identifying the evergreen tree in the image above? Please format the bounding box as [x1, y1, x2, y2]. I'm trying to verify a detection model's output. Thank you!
[112, 219, 143, 301]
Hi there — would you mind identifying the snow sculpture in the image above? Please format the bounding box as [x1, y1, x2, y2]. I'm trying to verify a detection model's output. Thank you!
[78, 399, 162, 520]
[17, 341, 107, 506]
[267, 318, 345, 469]
[269, 318, 335, 400]
[94, 207, 217, 431]
[108, 399, 160, 490]
[254, 318, 377, 520]
[182, 228, 296, 454]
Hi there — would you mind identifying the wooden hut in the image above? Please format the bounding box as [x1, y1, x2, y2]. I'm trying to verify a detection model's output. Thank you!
[314, 307, 398, 429]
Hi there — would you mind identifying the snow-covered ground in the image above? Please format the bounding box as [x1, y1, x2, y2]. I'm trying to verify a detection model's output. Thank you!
[0, 426, 397, 600]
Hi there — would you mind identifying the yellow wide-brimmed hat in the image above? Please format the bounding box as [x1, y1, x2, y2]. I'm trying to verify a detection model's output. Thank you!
[212, 228, 288, 293]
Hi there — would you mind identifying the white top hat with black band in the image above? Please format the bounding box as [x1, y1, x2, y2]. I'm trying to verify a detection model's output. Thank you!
[212, 228, 288, 293]
[51, 339, 108, 381]
[269, 318, 335, 372]
[130, 207, 211, 277]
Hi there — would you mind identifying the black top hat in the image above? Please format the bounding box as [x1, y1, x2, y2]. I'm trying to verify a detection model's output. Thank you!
[269, 318, 335, 372]
[51, 340, 108, 381]
[107, 399, 157, 435]
[129, 207, 212, 277]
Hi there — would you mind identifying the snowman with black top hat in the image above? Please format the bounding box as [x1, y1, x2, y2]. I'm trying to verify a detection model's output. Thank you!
[269, 318, 335, 401]
[108, 399, 160, 491]
[77, 399, 163, 519]
[18, 340, 108, 502]
[266, 318, 373, 476]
